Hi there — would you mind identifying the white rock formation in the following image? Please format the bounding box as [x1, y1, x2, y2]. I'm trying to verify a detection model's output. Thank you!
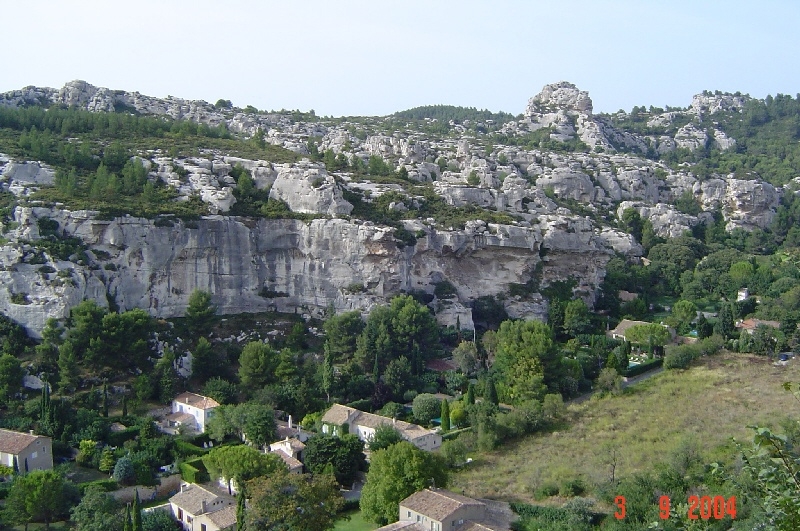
[269, 163, 353, 216]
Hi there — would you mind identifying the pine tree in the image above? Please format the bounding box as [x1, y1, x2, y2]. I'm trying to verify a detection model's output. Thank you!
[57, 341, 79, 392]
[440, 399, 450, 432]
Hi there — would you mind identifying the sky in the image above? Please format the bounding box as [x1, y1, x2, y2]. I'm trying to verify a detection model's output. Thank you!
[3, 1, 799, 117]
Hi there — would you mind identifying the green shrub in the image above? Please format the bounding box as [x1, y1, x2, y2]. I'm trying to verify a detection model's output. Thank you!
[175, 440, 207, 458]
[434, 280, 457, 299]
[179, 458, 209, 483]
[559, 477, 586, 497]
[664, 345, 700, 370]
[10, 293, 29, 305]
[107, 426, 140, 447]
[77, 479, 118, 495]
[534, 483, 559, 499]
[345, 399, 372, 412]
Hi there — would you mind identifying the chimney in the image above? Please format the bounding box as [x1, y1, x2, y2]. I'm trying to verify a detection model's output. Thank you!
[29, 430, 35, 436]
[201, 500, 207, 514]
[288, 415, 292, 429]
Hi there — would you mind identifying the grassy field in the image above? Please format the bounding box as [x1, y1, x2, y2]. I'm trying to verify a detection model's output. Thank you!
[333, 510, 379, 531]
[450, 352, 800, 504]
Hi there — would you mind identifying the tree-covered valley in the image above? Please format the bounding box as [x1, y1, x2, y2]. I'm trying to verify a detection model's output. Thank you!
[1, 80, 800, 529]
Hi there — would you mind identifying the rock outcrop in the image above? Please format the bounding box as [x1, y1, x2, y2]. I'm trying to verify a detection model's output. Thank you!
[0, 80, 785, 335]
[269, 163, 353, 216]
[0, 201, 631, 335]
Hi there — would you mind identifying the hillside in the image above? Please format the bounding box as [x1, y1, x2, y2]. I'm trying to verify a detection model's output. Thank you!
[453, 352, 800, 501]
[1, 80, 798, 337]
[1, 79, 800, 529]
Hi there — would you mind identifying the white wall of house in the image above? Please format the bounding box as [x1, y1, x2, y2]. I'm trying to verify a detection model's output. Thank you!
[173, 402, 215, 433]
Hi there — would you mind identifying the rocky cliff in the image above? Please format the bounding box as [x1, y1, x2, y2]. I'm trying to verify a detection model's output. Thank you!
[1, 205, 633, 336]
[0, 80, 786, 336]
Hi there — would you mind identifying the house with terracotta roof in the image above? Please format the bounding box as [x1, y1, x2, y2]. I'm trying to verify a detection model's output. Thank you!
[268, 437, 305, 474]
[193, 505, 237, 531]
[169, 482, 234, 531]
[607, 319, 651, 340]
[0, 429, 53, 473]
[736, 318, 781, 335]
[163, 392, 220, 434]
[321, 404, 441, 452]
[376, 488, 512, 531]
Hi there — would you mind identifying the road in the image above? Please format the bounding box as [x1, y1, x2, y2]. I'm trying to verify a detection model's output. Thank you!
[568, 366, 665, 405]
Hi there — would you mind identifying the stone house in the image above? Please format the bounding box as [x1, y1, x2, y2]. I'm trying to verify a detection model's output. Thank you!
[169, 483, 234, 531]
[163, 392, 220, 434]
[268, 437, 305, 474]
[736, 318, 781, 335]
[192, 505, 237, 531]
[376, 488, 510, 531]
[321, 404, 441, 451]
[0, 429, 53, 473]
[607, 319, 651, 341]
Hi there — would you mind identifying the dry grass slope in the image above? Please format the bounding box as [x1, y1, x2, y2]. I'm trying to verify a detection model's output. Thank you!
[451, 352, 800, 503]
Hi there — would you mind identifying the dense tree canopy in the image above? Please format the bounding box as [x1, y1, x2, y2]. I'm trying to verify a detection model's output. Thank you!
[303, 433, 365, 487]
[492, 320, 558, 403]
[360, 441, 448, 525]
[624, 323, 671, 348]
[203, 445, 283, 494]
[245, 471, 344, 531]
[354, 295, 439, 376]
[238, 341, 280, 388]
[206, 402, 277, 447]
[70, 485, 123, 531]
[4, 469, 79, 528]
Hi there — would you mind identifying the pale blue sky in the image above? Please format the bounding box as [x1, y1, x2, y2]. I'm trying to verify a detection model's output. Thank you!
[3, 1, 798, 117]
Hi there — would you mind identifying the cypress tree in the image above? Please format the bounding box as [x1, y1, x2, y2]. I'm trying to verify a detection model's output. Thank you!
[466, 383, 475, 405]
[123, 505, 132, 531]
[322, 350, 334, 403]
[236, 488, 246, 531]
[486, 378, 498, 405]
[440, 399, 450, 432]
[121, 395, 128, 417]
[102, 382, 109, 417]
[132, 489, 142, 531]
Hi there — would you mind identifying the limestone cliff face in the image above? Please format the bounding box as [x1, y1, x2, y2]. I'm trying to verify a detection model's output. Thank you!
[1, 79, 781, 337]
[6, 207, 617, 336]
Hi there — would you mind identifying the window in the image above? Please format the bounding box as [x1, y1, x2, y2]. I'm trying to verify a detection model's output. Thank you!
[201, 525, 207, 531]
[177, 508, 183, 520]
[31, 452, 37, 459]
